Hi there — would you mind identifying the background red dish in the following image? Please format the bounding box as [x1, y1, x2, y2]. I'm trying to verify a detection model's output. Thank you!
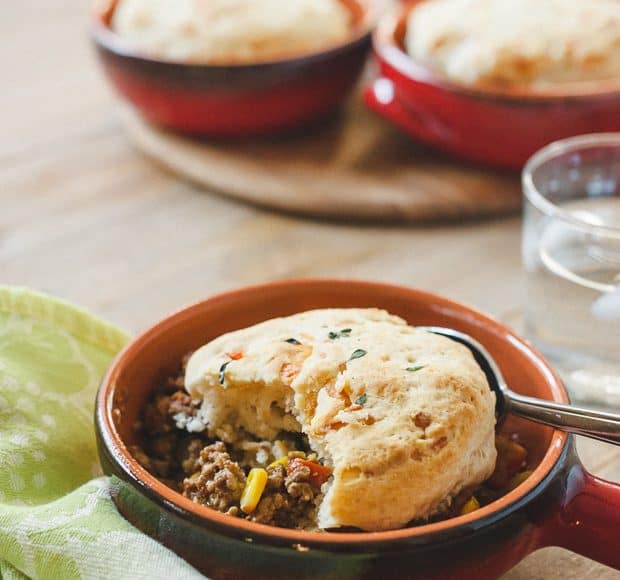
[365, 2, 620, 170]
[91, 0, 373, 136]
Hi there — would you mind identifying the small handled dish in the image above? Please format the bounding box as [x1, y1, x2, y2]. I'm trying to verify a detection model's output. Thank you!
[96, 279, 620, 580]
[91, 0, 376, 136]
[364, 1, 620, 169]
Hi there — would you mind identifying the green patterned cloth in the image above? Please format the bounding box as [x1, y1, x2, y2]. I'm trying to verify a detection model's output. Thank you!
[0, 287, 204, 579]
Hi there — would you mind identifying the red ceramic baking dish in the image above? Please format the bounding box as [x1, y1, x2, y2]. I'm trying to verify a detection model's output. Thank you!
[96, 279, 620, 580]
[365, 1, 620, 169]
[91, 0, 375, 136]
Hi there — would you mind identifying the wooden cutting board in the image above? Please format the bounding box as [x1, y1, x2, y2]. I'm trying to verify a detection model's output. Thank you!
[122, 99, 522, 222]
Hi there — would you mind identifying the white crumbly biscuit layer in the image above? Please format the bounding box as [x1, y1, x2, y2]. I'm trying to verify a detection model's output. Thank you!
[406, 0, 620, 87]
[185, 308, 497, 532]
[112, 0, 352, 63]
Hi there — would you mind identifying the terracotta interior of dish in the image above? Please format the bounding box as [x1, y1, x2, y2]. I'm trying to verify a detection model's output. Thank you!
[95, 0, 370, 60]
[106, 280, 566, 536]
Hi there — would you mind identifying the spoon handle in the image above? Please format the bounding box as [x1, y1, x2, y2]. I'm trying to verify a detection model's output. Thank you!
[506, 392, 620, 446]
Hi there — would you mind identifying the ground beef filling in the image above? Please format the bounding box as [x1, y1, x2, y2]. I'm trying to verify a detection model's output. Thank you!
[131, 365, 322, 529]
[130, 370, 204, 488]
[182, 442, 247, 513]
[250, 462, 318, 528]
[178, 444, 320, 527]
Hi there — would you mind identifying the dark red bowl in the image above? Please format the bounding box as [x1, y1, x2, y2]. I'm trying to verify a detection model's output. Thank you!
[96, 279, 620, 580]
[364, 1, 620, 170]
[91, 0, 374, 136]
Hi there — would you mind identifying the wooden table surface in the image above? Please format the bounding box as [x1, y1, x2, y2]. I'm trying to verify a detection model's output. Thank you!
[2, 1, 619, 578]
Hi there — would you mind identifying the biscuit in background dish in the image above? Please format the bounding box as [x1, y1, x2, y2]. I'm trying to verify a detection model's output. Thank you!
[185, 308, 497, 532]
[112, 0, 353, 64]
[406, 0, 620, 87]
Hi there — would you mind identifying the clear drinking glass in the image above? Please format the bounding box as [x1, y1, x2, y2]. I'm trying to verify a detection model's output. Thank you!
[522, 134, 620, 409]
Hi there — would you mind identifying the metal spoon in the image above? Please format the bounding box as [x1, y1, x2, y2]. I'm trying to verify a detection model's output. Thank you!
[420, 326, 620, 446]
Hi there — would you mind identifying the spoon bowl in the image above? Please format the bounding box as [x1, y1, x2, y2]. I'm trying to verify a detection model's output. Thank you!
[421, 326, 620, 446]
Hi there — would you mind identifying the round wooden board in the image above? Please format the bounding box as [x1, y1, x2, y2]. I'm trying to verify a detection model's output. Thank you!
[122, 100, 522, 222]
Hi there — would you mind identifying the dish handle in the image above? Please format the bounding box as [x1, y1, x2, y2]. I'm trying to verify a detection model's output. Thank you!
[539, 462, 620, 569]
[364, 77, 445, 146]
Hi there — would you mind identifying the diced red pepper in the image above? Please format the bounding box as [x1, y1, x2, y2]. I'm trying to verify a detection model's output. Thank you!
[226, 351, 244, 360]
[288, 458, 332, 490]
[487, 435, 527, 489]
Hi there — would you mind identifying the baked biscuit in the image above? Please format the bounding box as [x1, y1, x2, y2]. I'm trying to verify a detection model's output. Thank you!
[406, 0, 620, 87]
[112, 0, 352, 64]
[185, 308, 497, 531]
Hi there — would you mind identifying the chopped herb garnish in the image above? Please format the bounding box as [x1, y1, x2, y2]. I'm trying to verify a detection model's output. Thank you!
[285, 338, 301, 345]
[219, 361, 231, 385]
[328, 328, 352, 340]
[355, 394, 367, 406]
[406, 365, 426, 372]
[347, 349, 367, 362]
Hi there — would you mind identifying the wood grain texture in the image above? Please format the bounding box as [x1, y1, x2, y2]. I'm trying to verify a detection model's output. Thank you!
[123, 103, 522, 222]
[1, 1, 618, 578]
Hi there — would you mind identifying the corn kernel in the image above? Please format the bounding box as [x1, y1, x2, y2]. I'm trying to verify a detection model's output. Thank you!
[506, 469, 533, 491]
[268, 456, 289, 469]
[460, 496, 480, 515]
[240, 468, 268, 514]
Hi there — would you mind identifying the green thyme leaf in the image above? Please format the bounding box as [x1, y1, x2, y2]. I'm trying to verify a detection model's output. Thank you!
[406, 365, 426, 372]
[355, 394, 367, 406]
[347, 349, 367, 362]
[285, 338, 301, 345]
[219, 361, 231, 385]
[328, 328, 352, 340]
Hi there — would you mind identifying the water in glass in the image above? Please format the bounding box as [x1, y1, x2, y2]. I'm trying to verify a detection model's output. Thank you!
[524, 196, 620, 406]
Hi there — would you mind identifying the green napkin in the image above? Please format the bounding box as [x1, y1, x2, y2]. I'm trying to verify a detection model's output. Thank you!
[0, 287, 204, 579]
